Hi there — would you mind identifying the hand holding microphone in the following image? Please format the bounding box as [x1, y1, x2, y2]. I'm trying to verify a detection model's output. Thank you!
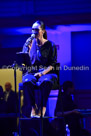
[24, 33, 35, 47]
[22, 28, 39, 53]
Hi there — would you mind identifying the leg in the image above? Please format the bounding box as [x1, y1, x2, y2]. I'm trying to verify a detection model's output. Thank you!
[39, 81, 52, 116]
[23, 73, 38, 117]
[23, 82, 36, 116]
[23, 82, 35, 107]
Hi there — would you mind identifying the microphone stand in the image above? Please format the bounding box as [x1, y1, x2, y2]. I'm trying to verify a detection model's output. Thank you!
[12, 61, 18, 134]
[12, 61, 17, 98]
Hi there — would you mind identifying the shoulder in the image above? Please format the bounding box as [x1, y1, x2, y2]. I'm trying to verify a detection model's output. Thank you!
[47, 40, 55, 46]
[10, 90, 15, 95]
[46, 40, 56, 50]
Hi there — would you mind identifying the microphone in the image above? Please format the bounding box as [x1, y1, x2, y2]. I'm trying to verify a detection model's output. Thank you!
[24, 33, 35, 47]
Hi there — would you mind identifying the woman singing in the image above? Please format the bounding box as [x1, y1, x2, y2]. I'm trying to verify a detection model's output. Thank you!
[22, 20, 57, 117]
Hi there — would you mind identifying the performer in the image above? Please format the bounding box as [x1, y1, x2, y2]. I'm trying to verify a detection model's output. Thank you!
[22, 20, 57, 117]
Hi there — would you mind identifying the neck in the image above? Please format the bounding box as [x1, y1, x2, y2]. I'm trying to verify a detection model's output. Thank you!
[6, 90, 11, 93]
[64, 90, 70, 95]
[38, 37, 47, 46]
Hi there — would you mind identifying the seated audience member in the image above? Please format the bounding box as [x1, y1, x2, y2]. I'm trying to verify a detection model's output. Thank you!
[4, 82, 18, 135]
[54, 81, 91, 136]
[4, 82, 18, 113]
[0, 85, 6, 113]
[0, 85, 9, 136]
[0, 85, 7, 113]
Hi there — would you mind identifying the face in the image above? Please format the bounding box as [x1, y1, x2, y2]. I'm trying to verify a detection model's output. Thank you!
[5, 83, 12, 92]
[32, 22, 44, 39]
[68, 86, 75, 94]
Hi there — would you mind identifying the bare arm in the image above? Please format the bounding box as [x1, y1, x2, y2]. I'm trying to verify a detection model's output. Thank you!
[41, 65, 53, 75]
[34, 65, 53, 77]
[56, 109, 80, 116]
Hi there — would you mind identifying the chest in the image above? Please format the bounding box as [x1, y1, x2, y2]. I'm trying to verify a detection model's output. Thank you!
[37, 45, 50, 59]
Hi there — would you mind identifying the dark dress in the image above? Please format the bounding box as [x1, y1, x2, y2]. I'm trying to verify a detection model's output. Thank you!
[22, 40, 58, 114]
[23, 40, 57, 85]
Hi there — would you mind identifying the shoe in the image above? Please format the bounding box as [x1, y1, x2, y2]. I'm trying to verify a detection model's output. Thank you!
[32, 115, 40, 118]
[38, 107, 46, 117]
[30, 109, 36, 117]
[30, 104, 38, 117]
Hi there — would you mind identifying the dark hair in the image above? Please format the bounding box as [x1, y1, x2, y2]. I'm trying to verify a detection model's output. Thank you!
[63, 81, 74, 92]
[35, 20, 47, 39]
